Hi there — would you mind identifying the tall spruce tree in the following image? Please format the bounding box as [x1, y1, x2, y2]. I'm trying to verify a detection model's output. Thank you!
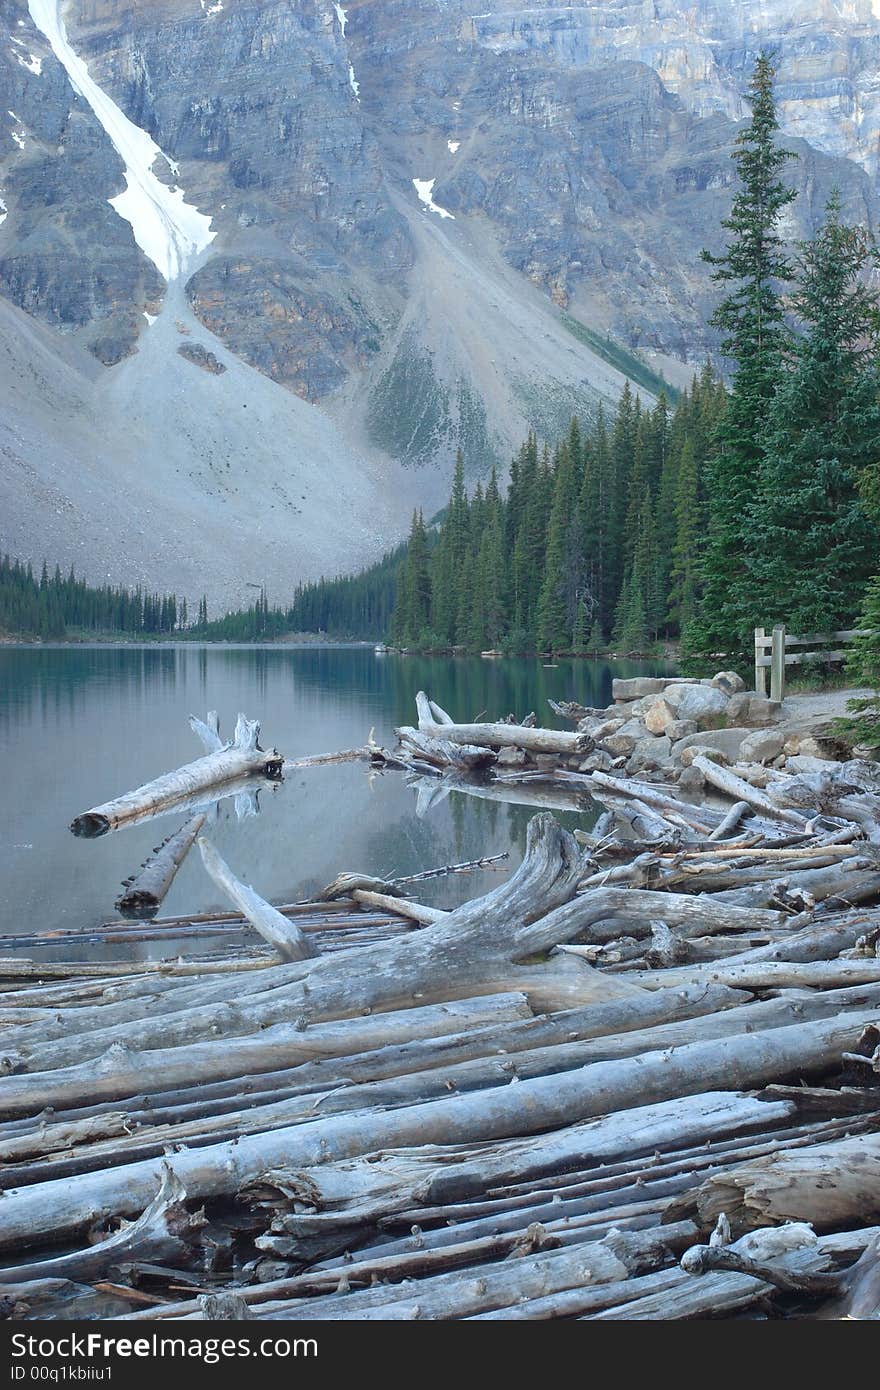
[695, 51, 796, 653]
[750, 193, 880, 634]
[536, 442, 579, 651]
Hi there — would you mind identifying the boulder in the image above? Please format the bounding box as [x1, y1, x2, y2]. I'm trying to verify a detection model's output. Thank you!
[578, 750, 614, 773]
[738, 729, 786, 765]
[588, 717, 626, 740]
[795, 736, 838, 761]
[673, 727, 752, 764]
[601, 733, 640, 758]
[785, 754, 835, 775]
[678, 764, 707, 793]
[711, 670, 746, 696]
[667, 719, 698, 743]
[746, 696, 783, 726]
[534, 754, 561, 771]
[611, 677, 668, 701]
[726, 692, 752, 723]
[662, 684, 730, 728]
[643, 696, 676, 735]
[628, 735, 672, 773]
[617, 717, 650, 740]
[680, 744, 730, 768]
[496, 747, 527, 767]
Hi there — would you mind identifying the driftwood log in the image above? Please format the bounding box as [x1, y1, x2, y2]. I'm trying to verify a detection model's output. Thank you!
[71, 714, 283, 836]
[115, 813, 206, 918]
[197, 839, 314, 962]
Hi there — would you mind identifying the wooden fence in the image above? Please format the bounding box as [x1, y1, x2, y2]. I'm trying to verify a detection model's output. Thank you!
[754, 625, 869, 702]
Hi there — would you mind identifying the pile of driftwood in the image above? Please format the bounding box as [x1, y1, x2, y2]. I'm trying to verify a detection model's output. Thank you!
[1, 721, 879, 1319]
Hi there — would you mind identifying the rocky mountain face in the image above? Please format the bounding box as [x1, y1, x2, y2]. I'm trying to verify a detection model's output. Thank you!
[1, 0, 879, 607]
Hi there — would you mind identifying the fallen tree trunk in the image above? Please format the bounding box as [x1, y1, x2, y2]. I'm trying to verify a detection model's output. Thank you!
[411, 691, 590, 756]
[692, 757, 810, 827]
[71, 715, 283, 836]
[198, 839, 313, 962]
[115, 814, 206, 919]
[0, 1013, 871, 1251]
[624, 958, 880, 992]
[667, 1134, 880, 1234]
[0, 1165, 202, 1285]
[0, 994, 534, 1116]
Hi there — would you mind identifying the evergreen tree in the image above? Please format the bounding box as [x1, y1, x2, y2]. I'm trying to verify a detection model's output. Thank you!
[536, 442, 578, 651]
[750, 193, 880, 634]
[667, 439, 703, 635]
[395, 510, 432, 645]
[695, 51, 796, 653]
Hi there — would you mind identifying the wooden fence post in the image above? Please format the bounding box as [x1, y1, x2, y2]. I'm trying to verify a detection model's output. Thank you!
[770, 624, 786, 703]
[754, 627, 767, 697]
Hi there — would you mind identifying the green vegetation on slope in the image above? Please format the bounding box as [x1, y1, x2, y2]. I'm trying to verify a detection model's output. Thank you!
[560, 313, 677, 401]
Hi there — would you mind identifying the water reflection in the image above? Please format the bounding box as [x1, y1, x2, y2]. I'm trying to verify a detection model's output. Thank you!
[0, 646, 669, 938]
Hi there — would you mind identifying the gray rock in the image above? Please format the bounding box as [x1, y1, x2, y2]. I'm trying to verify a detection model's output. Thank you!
[617, 717, 650, 740]
[746, 697, 784, 726]
[578, 750, 614, 772]
[663, 684, 730, 728]
[726, 692, 753, 724]
[601, 733, 640, 758]
[678, 765, 707, 793]
[177, 342, 226, 375]
[673, 728, 752, 763]
[628, 734, 672, 773]
[590, 717, 626, 740]
[667, 719, 699, 742]
[739, 729, 786, 764]
[785, 754, 836, 774]
[496, 747, 527, 767]
[680, 744, 730, 768]
[644, 696, 676, 735]
[711, 670, 747, 696]
[611, 677, 668, 700]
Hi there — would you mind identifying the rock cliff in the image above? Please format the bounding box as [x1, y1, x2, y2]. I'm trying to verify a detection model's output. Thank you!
[1, 0, 878, 605]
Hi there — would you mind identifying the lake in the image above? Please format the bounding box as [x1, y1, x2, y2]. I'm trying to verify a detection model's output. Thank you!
[0, 645, 669, 951]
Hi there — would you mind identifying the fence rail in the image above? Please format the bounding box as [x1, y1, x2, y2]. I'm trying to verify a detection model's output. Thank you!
[754, 625, 870, 702]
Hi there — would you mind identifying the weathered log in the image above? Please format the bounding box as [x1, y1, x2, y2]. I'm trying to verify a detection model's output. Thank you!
[236, 1226, 703, 1322]
[189, 710, 222, 753]
[409, 771, 593, 815]
[397, 727, 497, 770]
[814, 1230, 880, 1319]
[587, 1268, 773, 1319]
[412, 691, 590, 756]
[71, 714, 283, 836]
[0, 1014, 869, 1250]
[0, 994, 534, 1116]
[350, 890, 446, 925]
[317, 872, 406, 901]
[9, 817, 617, 1073]
[198, 840, 313, 962]
[586, 770, 724, 831]
[667, 1134, 880, 1234]
[692, 756, 810, 826]
[708, 801, 752, 841]
[625, 958, 880, 992]
[116, 813, 206, 919]
[0, 1165, 203, 1285]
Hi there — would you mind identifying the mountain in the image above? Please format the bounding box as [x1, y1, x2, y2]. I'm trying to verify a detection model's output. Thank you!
[1, 0, 878, 608]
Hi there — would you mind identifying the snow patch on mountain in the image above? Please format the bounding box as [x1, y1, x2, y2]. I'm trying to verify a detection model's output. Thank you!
[413, 178, 454, 219]
[27, 0, 215, 283]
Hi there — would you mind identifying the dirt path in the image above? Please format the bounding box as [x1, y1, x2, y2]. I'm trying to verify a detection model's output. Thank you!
[780, 687, 873, 727]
